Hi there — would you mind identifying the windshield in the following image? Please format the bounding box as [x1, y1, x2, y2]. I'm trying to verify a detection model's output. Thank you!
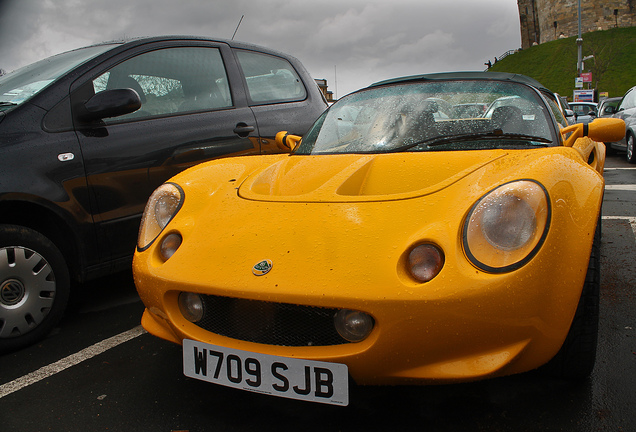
[297, 79, 557, 155]
[0, 44, 116, 111]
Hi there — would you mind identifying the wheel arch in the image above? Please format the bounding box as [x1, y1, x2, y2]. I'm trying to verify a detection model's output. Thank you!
[0, 197, 87, 282]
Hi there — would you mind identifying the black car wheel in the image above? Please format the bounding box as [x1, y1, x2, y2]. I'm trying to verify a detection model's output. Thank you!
[0, 224, 70, 353]
[627, 133, 636, 164]
[541, 221, 600, 379]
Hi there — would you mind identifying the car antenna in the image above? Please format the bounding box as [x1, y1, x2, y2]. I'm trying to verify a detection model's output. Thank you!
[232, 15, 244, 40]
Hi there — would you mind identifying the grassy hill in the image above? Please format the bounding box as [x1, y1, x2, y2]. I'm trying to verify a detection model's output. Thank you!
[488, 26, 636, 100]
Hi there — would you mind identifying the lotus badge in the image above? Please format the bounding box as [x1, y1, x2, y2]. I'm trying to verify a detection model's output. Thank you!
[252, 259, 273, 276]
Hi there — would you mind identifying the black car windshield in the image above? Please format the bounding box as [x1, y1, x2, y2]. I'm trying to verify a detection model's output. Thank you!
[296, 79, 557, 155]
[0, 44, 116, 111]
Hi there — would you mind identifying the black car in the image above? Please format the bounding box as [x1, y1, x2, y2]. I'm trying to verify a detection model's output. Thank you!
[0, 36, 328, 352]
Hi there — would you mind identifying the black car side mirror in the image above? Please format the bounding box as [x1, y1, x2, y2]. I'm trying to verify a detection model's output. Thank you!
[604, 106, 615, 115]
[81, 88, 142, 122]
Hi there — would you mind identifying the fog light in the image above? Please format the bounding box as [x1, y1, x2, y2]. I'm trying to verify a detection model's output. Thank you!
[179, 292, 204, 323]
[408, 243, 444, 282]
[160, 232, 182, 261]
[334, 309, 374, 342]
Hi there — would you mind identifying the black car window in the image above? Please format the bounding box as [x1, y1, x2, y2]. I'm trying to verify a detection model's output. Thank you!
[0, 44, 114, 111]
[235, 50, 306, 104]
[92, 47, 232, 122]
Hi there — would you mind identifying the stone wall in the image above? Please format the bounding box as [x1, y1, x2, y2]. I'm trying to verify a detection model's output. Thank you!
[518, 0, 636, 49]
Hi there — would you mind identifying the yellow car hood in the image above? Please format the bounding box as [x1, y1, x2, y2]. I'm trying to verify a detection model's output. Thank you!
[238, 152, 507, 202]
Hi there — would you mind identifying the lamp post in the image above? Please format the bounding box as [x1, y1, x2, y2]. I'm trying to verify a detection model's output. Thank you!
[576, 0, 583, 76]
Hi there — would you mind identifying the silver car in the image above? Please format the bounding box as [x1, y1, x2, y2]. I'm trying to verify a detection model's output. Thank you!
[610, 86, 636, 163]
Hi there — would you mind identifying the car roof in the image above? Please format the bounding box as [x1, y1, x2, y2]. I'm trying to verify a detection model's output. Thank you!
[54, 35, 303, 64]
[369, 71, 550, 93]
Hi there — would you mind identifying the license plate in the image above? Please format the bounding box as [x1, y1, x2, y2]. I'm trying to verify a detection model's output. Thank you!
[183, 339, 349, 406]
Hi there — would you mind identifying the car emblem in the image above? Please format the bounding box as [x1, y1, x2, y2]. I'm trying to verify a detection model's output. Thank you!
[252, 259, 273, 276]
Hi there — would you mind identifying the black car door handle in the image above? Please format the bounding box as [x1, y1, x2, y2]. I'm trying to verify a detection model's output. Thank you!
[234, 123, 255, 137]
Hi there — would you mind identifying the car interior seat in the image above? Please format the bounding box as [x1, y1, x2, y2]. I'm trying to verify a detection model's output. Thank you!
[491, 105, 523, 134]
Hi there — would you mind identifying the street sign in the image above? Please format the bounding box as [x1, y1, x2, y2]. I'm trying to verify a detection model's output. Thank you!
[574, 89, 595, 102]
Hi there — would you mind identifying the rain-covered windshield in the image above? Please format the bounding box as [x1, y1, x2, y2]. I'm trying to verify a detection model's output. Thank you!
[296, 79, 557, 155]
[0, 44, 116, 112]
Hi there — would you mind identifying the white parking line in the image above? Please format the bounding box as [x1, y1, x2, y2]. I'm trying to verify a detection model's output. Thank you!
[0, 325, 146, 399]
[605, 185, 636, 191]
[603, 216, 636, 237]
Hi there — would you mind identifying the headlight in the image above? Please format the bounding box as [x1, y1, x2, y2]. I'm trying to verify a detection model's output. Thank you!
[407, 243, 444, 283]
[137, 183, 184, 251]
[159, 232, 183, 261]
[179, 292, 204, 323]
[334, 309, 374, 342]
[463, 180, 550, 273]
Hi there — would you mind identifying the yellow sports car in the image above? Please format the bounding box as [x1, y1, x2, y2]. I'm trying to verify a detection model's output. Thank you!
[133, 72, 625, 406]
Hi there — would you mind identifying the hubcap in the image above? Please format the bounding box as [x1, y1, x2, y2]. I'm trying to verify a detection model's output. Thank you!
[0, 246, 56, 338]
[1, 279, 25, 306]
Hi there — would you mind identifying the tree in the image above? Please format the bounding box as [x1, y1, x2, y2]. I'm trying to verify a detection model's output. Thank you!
[585, 41, 618, 91]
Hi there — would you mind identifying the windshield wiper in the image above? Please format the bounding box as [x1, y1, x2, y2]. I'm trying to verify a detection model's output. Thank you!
[387, 131, 552, 153]
[0, 102, 17, 107]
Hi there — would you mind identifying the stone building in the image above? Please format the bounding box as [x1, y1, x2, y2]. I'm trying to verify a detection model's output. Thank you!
[518, 0, 636, 49]
[315, 78, 335, 103]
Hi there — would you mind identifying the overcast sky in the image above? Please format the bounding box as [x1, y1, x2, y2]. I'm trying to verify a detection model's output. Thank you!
[0, 0, 521, 98]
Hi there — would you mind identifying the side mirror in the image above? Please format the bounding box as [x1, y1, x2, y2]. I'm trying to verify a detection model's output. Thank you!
[604, 106, 616, 115]
[564, 109, 575, 118]
[80, 88, 142, 122]
[589, 110, 597, 117]
[561, 118, 625, 147]
[275, 131, 301, 152]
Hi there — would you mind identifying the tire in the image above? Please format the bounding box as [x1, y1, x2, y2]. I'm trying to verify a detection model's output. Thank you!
[541, 222, 600, 379]
[0, 224, 70, 353]
[627, 133, 636, 164]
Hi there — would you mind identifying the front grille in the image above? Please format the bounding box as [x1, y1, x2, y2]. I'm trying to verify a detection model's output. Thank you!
[196, 294, 349, 346]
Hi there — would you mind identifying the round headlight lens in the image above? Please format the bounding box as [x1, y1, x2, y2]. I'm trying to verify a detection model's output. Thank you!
[334, 309, 374, 342]
[408, 243, 444, 283]
[179, 292, 204, 323]
[155, 193, 180, 228]
[480, 194, 536, 250]
[138, 183, 184, 251]
[463, 180, 550, 273]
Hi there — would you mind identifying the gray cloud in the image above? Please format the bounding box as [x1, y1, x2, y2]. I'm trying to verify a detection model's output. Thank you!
[0, 0, 521, 97]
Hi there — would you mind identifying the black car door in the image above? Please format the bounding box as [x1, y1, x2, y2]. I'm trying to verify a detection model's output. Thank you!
[71, 42, 259, 264]
[233, 49, 328, 153]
